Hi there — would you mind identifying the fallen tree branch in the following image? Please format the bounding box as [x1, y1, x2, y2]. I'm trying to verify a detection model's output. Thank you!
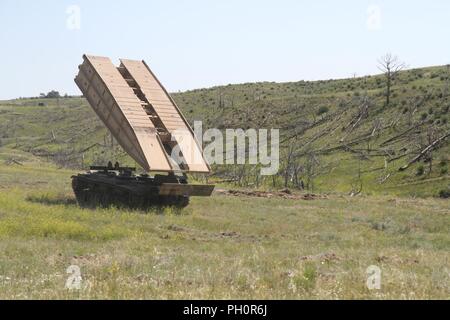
[343, 145, 371, 160]
[378, 173, 391, 184]
[399, 132, 450, 171]
[4, 159, 23, 166]
[379, 123, 423, 147]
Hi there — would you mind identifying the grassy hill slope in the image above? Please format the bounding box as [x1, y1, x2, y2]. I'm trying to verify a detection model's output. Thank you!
[0, 65, 449, 197]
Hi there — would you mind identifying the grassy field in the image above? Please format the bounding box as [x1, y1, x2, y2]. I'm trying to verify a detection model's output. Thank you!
[0, 156, 448, 299]
[0, 64, 448, 299]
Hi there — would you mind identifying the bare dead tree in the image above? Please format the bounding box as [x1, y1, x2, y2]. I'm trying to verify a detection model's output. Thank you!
[340, 95, 371, 142]
[292, 163, 304, 189]
[378, 54, 405, 107]
[282, 138, 305, 189]
[426, 126, 438, 175]
[283, 147, 293, 188]
[406, 96, 423, 126]
[350, 158, 363, 196]
[304, 152, 320, 193]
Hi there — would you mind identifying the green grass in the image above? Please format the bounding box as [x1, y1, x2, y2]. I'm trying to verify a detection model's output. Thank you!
[0, 160, 448, 299]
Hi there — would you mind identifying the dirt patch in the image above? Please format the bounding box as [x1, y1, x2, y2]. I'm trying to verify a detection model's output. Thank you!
[167, 224, 185, 232]
[300, 252, 340, 263]
[214, 188, 326, 200]
[220, 231, 239, 238]
[375, 255, 419, 265]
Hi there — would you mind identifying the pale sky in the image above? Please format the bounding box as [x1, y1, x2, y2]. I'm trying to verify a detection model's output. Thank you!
[0, 0, 449, 99]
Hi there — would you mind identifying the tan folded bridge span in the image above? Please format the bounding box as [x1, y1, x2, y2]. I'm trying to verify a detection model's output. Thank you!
[75, 55, 210, 173]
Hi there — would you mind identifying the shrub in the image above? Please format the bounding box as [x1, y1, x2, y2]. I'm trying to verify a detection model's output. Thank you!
[48, 91, 60, 99]
[438, 189, 450, 198]
[291, 263, 317, 292]
[317, 106, 330, 115]
[416, 165, 425, 176]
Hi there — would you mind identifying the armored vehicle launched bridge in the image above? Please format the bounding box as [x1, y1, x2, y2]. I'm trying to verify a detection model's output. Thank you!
[72, 55, 214, 208]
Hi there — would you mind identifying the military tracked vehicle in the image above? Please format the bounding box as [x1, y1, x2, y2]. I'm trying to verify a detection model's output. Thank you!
[72, 55, 214, 208]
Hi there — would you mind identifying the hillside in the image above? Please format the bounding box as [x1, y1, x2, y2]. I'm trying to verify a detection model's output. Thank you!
[0, 65, 449, 197]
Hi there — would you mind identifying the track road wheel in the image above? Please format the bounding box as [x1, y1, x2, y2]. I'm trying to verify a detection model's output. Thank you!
[159, 195, 190, 208]
[72, 178, 91, 208]
[128, 193, 145, 209]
